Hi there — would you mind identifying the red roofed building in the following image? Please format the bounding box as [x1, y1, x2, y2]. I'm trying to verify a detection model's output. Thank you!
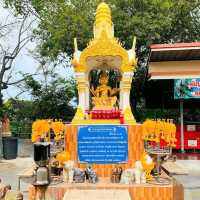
[145, 42, 200, 109]
[149, 42, 200, 79]
[147, 42, 200, 150]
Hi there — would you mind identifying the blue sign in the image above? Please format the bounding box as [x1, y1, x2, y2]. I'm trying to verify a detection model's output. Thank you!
[174, 78, 200, 99]
[78, 125, 128, 164]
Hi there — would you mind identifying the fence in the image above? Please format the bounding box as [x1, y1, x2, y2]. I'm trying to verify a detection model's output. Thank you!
[10, 121, 32, 139]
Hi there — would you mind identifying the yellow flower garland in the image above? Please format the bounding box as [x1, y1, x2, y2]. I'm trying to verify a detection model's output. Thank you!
[142, 119, 177, 147]
[51, 121, 65, 141]
[31, 119, 65, 143]
[32, 120, 50, 142]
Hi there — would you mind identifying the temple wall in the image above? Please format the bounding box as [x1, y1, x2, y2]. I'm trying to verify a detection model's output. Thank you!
[65, 124, 144, 177]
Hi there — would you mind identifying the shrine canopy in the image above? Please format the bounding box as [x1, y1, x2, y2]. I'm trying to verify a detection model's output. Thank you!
[72, 2, 137, 73]
[149, 42, 200, 79]
[70, 1, 137, 124]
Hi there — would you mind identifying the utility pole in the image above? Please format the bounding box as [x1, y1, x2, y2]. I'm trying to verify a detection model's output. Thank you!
[180, 98, 184, 153]
[0, 121, 3, 159]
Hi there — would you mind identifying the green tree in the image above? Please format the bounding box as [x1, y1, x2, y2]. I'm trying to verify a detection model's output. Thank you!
[3, 0, 200, 61]
[3, 74, 77, 121]
[3, 99, 34, 137]
[3, 0, 200, 121]
[4, 99, 34, 121]
[23, 75, 77, 121]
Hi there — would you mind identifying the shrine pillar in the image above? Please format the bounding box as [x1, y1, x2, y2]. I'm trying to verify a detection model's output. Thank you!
[71, 72, 88, 123]
[120, 72, 136, 124]
[75, 72, 87, 110]
[85, 77, 90, 110]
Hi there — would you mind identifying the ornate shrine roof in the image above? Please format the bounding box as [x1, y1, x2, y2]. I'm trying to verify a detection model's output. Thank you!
[72, 2, 137, 73]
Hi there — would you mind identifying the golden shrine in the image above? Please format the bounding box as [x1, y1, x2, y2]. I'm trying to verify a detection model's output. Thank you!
[29, 2, 183, 200]
[71, 1, 137, 125]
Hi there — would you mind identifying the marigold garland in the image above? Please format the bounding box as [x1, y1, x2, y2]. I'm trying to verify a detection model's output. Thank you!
[31, 119, 65, 143]
[142, 119, 177, 147]
[51, 121, 65, 141]
[32, 120, 50, 142]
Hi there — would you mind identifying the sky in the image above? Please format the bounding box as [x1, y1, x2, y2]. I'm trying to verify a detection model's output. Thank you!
[0, 2, 74, 101]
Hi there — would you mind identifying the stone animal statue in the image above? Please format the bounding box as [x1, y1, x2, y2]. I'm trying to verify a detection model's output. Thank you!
[85, 165, 97, 184]
[134, 152, 155, 183]
[111, 166, 123, 183]
[63, 160, 75, 183]
[120, 168, 135, 184]
[135, 161, 145, 184]
[0, 181, 23, 200]
[0, 183, 11, 199]
[73, 168, 85, 183]
[5, 190, 23, 200]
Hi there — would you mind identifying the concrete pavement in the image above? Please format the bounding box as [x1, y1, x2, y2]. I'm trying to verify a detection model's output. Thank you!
[1, 158, 200, 199]
[173, 160, 200, 200]
[0, 157, 34, 199]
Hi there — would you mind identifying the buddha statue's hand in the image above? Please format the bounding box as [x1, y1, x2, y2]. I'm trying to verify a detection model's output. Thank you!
[90, 86, 96, 96]
[111, 88, 120, 95]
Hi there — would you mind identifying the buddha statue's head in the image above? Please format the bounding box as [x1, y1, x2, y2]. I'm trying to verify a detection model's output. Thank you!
[99, 71, 109, 85]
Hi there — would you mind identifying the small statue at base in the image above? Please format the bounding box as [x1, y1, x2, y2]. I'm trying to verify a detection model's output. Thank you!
[63, 160, 74, 183]
[111, 166, 122, 183]
[135, 161, 145, 184]
[85, 165, 97, 184]
[73, 168, 85, 183]
[120, 168, 135, 184]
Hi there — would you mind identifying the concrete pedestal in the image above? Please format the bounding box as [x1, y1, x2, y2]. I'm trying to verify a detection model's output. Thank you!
[65, 124, 144, 177]
[28, 178, 184, 200]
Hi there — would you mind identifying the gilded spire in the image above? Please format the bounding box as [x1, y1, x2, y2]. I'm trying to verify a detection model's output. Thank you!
[95, 2, 112, 26]
[94, 1, 114, 39]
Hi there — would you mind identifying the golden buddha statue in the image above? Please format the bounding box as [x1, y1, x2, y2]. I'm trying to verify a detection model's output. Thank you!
[90, 71, 119, 109]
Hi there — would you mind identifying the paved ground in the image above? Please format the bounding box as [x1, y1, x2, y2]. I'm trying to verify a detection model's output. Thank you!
[0, 157, 34, 199]
[173, 160, 200, 200]
[1, 156, 200, 200]
[63, 190, 131, 200]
